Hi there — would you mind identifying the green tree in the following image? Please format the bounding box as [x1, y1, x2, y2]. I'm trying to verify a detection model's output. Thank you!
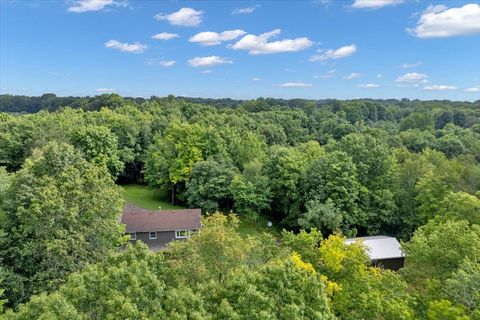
[427, 300, 469, 320]
[445, 258, 480, 315]
[302, 151, 366, 233]
[298, 198, 343, 233]
[0, 142, 125, 305]
[438, 192, 480, 225]
[69, 124, 124, 176]
[399, 112, 434, 131]
[400, 129, 436, 153]
[265, 142, 324, 226]
[185, 158, 237, 213]
[167, 213, 251, 284]
[402, 219, 480, 294]
[144, 122, 226, 204]
[231, 159, 271, 220]
[330, 133, 398, 233]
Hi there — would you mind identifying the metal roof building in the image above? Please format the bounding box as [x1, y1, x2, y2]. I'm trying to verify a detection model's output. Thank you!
[345, 235, 405, 270]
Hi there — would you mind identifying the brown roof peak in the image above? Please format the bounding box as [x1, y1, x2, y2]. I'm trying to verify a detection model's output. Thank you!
[121, 204, 201, 233]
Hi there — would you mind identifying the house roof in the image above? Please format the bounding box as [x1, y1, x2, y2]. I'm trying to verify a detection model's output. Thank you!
[345, 236, 404, 260]
[121, 204, 201, 233]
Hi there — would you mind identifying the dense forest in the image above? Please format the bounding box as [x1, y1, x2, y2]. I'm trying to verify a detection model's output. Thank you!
[1, 93, 480, 319]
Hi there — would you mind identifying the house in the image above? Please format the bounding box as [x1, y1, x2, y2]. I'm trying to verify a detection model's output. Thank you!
[345, 236, 405, 270]
[121, 204, 201, 251]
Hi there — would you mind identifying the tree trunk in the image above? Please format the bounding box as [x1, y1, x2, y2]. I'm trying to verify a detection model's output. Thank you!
[171, 182, 175, 205]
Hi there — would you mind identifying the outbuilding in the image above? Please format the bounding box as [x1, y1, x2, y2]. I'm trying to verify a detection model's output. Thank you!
[345, 235, 405, 270]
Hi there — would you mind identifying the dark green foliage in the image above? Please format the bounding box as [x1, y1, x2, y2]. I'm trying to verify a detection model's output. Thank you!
[185, 158, 237, 212]
[0, 142, 125, 305]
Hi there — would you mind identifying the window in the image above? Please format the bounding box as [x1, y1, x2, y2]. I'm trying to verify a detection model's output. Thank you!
[149, 231, 157, 240]
[175, 230, 191, 239]
[130, 232, 136, 241]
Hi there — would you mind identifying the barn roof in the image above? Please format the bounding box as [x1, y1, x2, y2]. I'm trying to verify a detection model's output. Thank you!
[345, 236, 404, 260]
[121, 204, 201, 233]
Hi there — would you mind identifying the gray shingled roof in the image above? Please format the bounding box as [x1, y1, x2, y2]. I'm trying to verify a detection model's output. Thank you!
[121, 204, 201, 232]
[345, 236, 404, 260]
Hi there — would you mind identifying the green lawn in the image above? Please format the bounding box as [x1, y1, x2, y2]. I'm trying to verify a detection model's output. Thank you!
[237, 216, 280, 238]
[122, 184, 185, 210]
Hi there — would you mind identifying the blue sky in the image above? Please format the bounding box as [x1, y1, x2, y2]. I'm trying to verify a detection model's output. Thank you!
[1, 0, 480, 100]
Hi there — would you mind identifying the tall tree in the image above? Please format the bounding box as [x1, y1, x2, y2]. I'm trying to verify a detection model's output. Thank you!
[302, 151, 366, 234]
[185, 157, 237, 213]
[0, 142, 125, 305]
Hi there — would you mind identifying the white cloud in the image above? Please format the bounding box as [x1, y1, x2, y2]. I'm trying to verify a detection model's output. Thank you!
[401, 61, 422, 68]
[423, 85, 457, 91]
[201, 69, 213, 74]
[376, 74, 382, 78]
[159, 60, 176, 67]
[151, 32, 179, 40]
[154, 8, 203, 27]
[231, 29, 313, 55]
[358, 83, 379, 88]
[146, 58, 175, 66]
[232, 5, 259, 15]
[276, 82, 312, 88]
[189, 30, 246, 46]
[188, 56, 233, 67]
[252, 77, 261, 81]
[105, 40, 147, 53]
[396, 72, 428, 83]
[68, 0, 126, 13]
[351, 0, 403, 9]
[96, 88, 115, 92]
[408, 4, 480, 38]
[343, 72, 361, 80]
[310, 44, 357, 62]
[465, 87, 480, 93]
[314, 70, 336, 79]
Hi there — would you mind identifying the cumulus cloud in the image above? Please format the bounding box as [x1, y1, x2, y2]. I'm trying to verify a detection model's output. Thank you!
[188, 56, 233, 67]
[343, 73, 361, 80]
[68, 0, 126, 13]
[232, 5, 259, 15]
[423, 85, 457, 91]
[310, 44, 357, 62]
[357, 83, 379, 88]
[396, 72, 428, 83]
[189, 30, 246, 46]
[154, 8, 203, 27]
[408, 4, 480, 38]
[465, 87, 480, 93]
[276, 82, 312, 88]
[151, 32, 179, 40]
[105, 40, 147, 53]
[401, 61, 422, 68]
[351, 0, 403, 9]
[96, 88, 115, 92]
[231, 29, 313, 55]
[252, 77, 261, 81]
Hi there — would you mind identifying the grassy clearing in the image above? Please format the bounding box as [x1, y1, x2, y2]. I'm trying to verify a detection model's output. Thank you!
[122, 184, 185, 210]
[237, 215, 281, 238]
